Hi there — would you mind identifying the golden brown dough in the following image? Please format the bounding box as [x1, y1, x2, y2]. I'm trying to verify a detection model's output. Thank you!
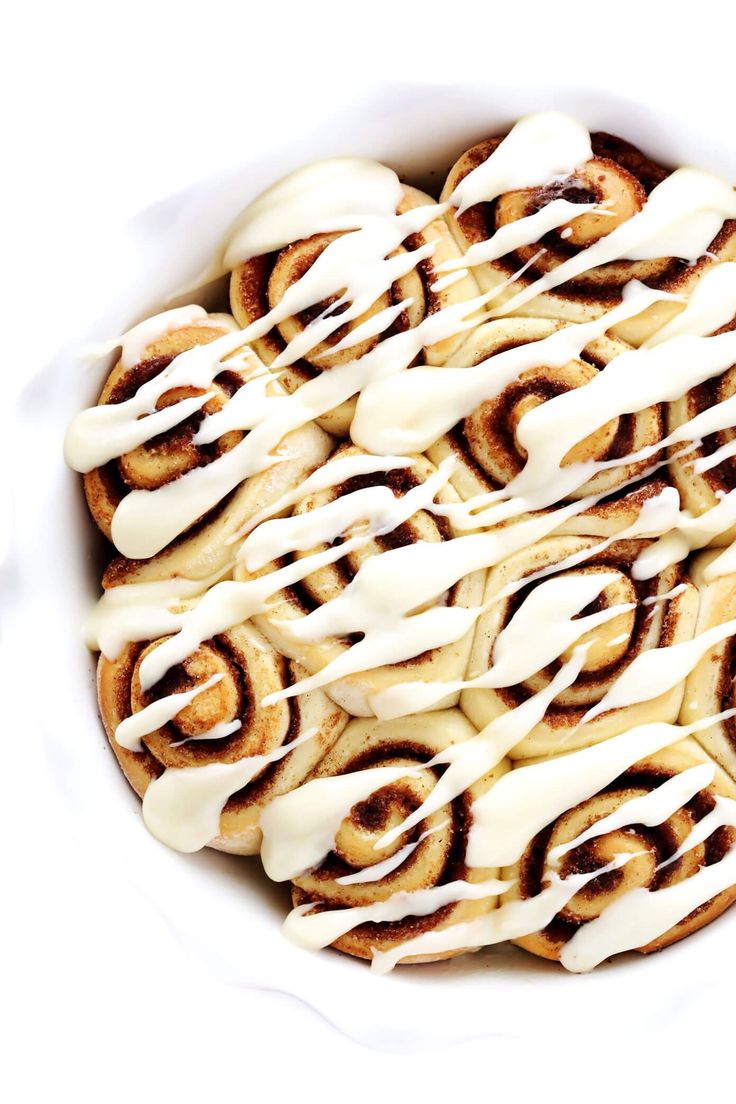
[290, 710, 508, 963]
[681, 551, 736, 780]
[428, 316, 669, 535]
[235, 443, 486, 717]
[442, 131, 736, 345]
[462, 535, 699, 757]
[504, 739, 736, 961]
[98, 619, 347, 854]
[87, 313, 334, 588]
[229, 185, 480, 435]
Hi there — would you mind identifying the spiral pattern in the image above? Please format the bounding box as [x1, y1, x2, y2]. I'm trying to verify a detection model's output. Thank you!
[84, 313, 243, 538]
[504, 739, 736, 961]
[97, 620, 347, 854]
[235, 443, 486, 716]
[667, 317, 736, 542]
[462, 536, 699, 758]
[290, 711, 508, 962]
[681, 552, 736, 781]
[441, 131, 736, 345]
[428, 316, 667, 533]
[89, 315, 333, 588]
[229, 185, 480, 435]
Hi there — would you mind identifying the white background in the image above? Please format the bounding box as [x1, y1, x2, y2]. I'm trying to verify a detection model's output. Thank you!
[5, 2, 736, 1099]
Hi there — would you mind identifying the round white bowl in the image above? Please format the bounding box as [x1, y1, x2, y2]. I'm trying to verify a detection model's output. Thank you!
[11, 82, 736, 1051]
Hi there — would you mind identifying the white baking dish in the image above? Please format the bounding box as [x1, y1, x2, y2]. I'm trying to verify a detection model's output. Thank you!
[10, 82, 735, 1050]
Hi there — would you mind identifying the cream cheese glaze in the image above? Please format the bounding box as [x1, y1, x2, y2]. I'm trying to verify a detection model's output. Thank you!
[68, 111, 736, 974]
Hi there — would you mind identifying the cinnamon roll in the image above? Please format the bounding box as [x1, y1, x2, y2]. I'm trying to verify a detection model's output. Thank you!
[235, 443, 486, 716]
[97, 619, 347, 854]
[81, 312, 332, 586]
[287, 711, 508, 963]
[229, 185, 479, 436]
[681, 552, 736, 780]
[667, 317, 736, 544]
[462, 536, 699, 757]
[83, 312, 243, 539]
[427, 317, 668, 534]
[442, 131, 736, 345]
[505, 739, 736, 961]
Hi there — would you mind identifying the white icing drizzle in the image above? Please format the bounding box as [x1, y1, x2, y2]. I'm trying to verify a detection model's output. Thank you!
[703, 542, 736, 581]
[448, 112, 593, 214]
[64, 326, 256, 473]
[283, 876, 511, 951]
[260, 484, 679, 712]
[504, 329, 736, 506]
[90, 491, 600, 710]
[440, 199, 602, 270]
[351, 282, 668, 457]
[644, 262, 736, 345]
[490, 167, 736, 317]
[334, 821, 449, 886]
[85, 569, 230, 659]
[239, 456, 454, 572]
[560, 843, 736, 972]
[82, 305, 209, 371]
[369, 575, 629, 719]
[222, 158, 405, 266]
[260, 766, 415, 881]
[257, 201, 444, 370]
[114, 674, 224, 753]
[364, 781, 736, 972]
[136, 537, 369, 692]
[467, 713, 734, 869]
[374, 650, 590, 848]
[70, 391, 216, 472]
[633, 490, 736, 580]
[691, 438, 736, 475]
[367, 854, 636, 974]
[657, 794, 736, 871]
[226, 453, 414, 544]
[260, 662, 590, 886]
[105, 297, 485, 559]
[262, 700, 733, 951]
[641, 583, 688, 606]
[191, 370, 287, 442]
[546, 763, 716, 866]
[142, 727, 318, 853]
[266, 209, 443, 368]
[368, 490, 680, 720]
[258, 512, 603, 706]
[170, 719, 242, 748]
[430, 269, 469, 293]
[579, 618, 736, 726]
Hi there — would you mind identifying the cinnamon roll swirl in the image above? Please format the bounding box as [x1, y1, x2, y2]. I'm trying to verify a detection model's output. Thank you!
[98, 619, 347, 854]
[462, 536, 699, 757]
[235, 444, 486, 716]
[667, 317, 736, 544]
[505, 739, 736, 961]
[83, 312, 243, 539]
[442, 132, 736, 345]
[427, 317, 668, 534]
[681, 552, 736, 780]
[229, 186, 479, 436]
[84, 313, 332, 586]
[288, 711, 508, 963]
